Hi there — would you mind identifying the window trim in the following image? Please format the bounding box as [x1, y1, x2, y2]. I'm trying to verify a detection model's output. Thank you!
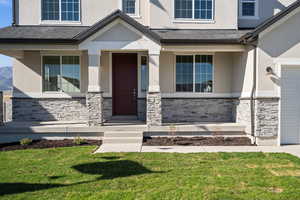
[41, 54, 82, 94]
[40, 0, 82, 24]
[173, 0, 215, 23]
[174, 53, 215, 94]
[119, 0, 140, 18]
[239, 0, 259, 19]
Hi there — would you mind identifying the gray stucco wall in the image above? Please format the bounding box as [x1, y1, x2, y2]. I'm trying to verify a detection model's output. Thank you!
[162, 98, 236, 123]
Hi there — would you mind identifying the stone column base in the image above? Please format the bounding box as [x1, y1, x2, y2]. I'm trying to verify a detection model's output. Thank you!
[86, 92, 103, 126]
[147, 92, 162, 126]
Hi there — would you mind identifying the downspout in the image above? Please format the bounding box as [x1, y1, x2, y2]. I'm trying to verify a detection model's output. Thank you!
[12, 0, 16, 26]
[250, 41, 258, 144]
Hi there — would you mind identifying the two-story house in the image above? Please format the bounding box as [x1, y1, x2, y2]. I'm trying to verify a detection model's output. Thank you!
[0, 0, 300, 146]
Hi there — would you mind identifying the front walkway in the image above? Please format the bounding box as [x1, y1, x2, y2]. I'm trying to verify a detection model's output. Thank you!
[140, 145, 300, 158]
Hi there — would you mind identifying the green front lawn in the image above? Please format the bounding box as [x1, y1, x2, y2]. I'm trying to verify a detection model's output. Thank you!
[1, 147, 300, 200]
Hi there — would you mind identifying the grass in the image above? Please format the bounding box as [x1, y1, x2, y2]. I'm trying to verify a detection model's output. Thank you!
[1, 147, 300, 200]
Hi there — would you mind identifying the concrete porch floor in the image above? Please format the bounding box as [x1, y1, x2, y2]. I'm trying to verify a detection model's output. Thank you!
[0, 120, 246, 134]
[0, 120, 248, 144]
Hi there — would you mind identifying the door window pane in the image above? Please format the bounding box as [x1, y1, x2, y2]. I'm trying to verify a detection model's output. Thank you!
[176, 55, 194, 92]
[195, 55, 213, 93]
[61, 56, 80, 93]
[43, 56, 61, 92]
[175, 0, 193, 19]
[141, 56, 149, 92]
[122, 0, 136, 14]
[42, 0, 59, 20]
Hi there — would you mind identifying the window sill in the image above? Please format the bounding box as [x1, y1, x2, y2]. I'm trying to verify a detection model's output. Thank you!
[173, 19, 215, 24]
[239, 16, 260, 20]
[163, 93, 233, 98]
[127, 14, 141, 19]
[13, 92, 84, 99]
[40, 20, 82, 25]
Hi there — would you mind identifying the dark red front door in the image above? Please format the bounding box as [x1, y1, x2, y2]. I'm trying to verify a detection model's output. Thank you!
[112, 53, 138, 116]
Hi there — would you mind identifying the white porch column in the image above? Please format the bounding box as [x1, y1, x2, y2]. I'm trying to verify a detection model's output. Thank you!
[86, 51, 103, 126]
[147, 53, 162, 126]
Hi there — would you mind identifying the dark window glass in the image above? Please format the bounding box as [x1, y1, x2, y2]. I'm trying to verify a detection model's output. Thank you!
[62, 56, 80, 93]
[176, 55, 194, 92]
[61, 0, 80, 21]
[195, 55, 213, 93]
[122, 0, 136, 14]
[174, 0, 193, 19]
[242, 0, 256, 16]
[42, 0, 59, 20]
[141, 56, 149, 91]
[43, 56, 80, 92]
[42, 0, 80, 21]
[194, 0, 213, 19]
[43, 56, 61, 92]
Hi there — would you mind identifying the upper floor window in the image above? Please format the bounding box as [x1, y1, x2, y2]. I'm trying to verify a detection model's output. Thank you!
[174, 0, 213, 20]
[240, 0, 258, 18]
[42, 0, 80, 22]
[121, 0, 139, 17]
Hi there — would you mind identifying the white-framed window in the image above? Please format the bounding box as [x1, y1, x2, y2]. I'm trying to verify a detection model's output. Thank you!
[42, 56, 81, 93]
[120, 0, 140, 17]
[174, 0, 214, 21]
[176, 55, 213, 93]
[41, 0, 80, 22]
[141, 55, 149, 92]
[239, 0, 258, 18]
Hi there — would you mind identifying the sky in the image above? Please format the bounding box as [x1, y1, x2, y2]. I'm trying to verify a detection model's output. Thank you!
[0, 0, 12, 68]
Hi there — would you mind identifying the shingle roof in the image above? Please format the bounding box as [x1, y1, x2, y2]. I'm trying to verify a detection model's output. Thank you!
[0, 25, 88, 43]
[242, 0, 300, 42]
[2, 1, 299, 45]
[153, 29, 252, 44]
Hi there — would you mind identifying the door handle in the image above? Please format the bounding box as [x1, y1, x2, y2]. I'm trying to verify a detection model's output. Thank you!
[132, 88, 137, 98]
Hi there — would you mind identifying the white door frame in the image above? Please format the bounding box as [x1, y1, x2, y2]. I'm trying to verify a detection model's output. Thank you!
[275, 58, 300, 146]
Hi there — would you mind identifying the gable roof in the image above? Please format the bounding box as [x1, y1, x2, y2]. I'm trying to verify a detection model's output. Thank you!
[74, 10, 162, 43]
[242, 0, 300, 42]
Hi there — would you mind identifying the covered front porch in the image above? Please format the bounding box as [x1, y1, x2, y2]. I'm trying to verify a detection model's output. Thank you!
[0, 11, 252, 132]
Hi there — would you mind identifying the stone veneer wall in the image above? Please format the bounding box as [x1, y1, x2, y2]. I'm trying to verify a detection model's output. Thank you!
[86, 92, 103, 126]
[12, 97, 88, 122]
[255, 98, 279, 137]
[0, 92, 3, 125]
[234, 99, 252, 134]
[147, 93, 162, 126]
[162, 98, 236, 123]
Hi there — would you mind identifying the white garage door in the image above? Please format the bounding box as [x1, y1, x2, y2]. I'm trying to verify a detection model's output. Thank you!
[281, 65, 300, 144]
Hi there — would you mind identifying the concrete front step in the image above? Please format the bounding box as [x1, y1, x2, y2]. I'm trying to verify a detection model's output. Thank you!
[103, 137, 143, 144]
[104, 131, 143, 137]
